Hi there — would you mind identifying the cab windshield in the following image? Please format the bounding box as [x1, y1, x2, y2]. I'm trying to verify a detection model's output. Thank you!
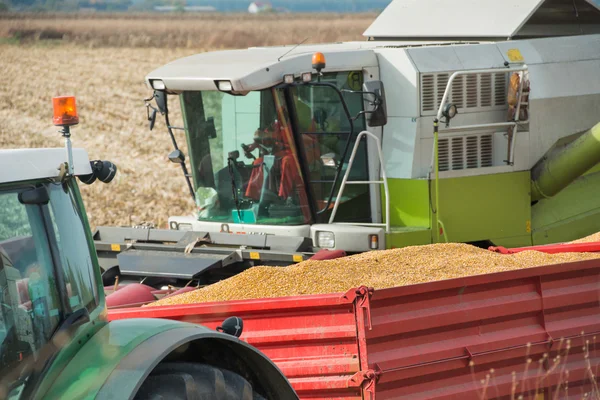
[182, 88, 311, 225]
[0, 181, 99, 398]
[181, 71, 371, 226]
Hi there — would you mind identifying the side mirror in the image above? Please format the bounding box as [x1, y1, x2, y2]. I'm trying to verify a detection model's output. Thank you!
[168, 150, 185, 164]
[79, 160, 118, 185]
[148, 108, 157, 131]
[154, 90, 167, 115]
[363, 80, 387, 127]
[203, 116, 217, 139]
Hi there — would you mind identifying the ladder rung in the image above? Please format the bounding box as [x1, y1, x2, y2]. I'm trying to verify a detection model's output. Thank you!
[346, 181, 384, 184]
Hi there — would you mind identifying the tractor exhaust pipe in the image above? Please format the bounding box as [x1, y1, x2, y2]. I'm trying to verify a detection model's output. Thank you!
[531, 122, 600, 202]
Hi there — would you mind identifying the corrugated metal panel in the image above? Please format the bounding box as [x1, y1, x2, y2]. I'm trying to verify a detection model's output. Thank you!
[108, 258, 600, 399]
[108, 292, 363, 400]
[358, 260, 600, 399]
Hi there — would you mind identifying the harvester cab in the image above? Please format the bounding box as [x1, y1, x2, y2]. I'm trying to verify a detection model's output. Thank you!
[0, 97, 297, 399]
[92, 0, 600, 294]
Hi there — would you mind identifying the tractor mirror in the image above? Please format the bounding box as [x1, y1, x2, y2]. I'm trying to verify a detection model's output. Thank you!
[168, 150, 185, 164]
[148, 108, 157, 131]
[363, 80, 387, 127]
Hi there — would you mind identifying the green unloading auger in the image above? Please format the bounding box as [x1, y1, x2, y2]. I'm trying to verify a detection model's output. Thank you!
[531, 122, 600, 202]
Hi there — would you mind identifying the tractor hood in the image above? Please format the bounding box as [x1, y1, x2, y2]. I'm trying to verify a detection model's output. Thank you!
[364, 0, 600, 41]
[145, 42, 380, 92]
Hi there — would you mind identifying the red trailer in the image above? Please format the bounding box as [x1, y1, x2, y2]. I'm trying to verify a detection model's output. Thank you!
[108, 245, 600, 399]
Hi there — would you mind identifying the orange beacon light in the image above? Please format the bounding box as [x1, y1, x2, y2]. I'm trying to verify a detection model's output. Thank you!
[52, 96, 79, 127]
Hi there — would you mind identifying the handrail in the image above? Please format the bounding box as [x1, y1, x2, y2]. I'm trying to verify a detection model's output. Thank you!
[328, 130, 390, 234]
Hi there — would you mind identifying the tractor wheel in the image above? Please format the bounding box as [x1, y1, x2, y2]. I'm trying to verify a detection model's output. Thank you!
[133, 362, 267, 400]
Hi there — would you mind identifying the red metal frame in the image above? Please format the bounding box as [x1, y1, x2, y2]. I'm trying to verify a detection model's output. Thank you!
[489, 241, 600, 254]
[109, 259, 600, 399]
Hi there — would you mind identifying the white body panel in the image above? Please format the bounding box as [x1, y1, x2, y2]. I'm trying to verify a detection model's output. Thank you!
[363, 0, 544, 39]
[169, 215, 312, 237]
[0, 148, 92, 184]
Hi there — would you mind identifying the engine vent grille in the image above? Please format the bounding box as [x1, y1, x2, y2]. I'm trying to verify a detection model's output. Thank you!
[420, 72, 507, 115]
[438, 134, 494, 171]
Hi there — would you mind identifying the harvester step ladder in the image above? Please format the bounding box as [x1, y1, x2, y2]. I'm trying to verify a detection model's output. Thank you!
[328, 130, 390, 234]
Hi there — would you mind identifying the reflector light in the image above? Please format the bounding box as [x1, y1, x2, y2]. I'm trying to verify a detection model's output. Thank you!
[312, 52, 326, 72]
[284, 74, 294, 84]
[52, 96, 79, 127]
[369, 234, 379, 250]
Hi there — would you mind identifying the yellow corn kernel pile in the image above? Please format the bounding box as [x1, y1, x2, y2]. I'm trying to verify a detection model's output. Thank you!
[569, 231, 600, 244]
[146, 242, 600, 307]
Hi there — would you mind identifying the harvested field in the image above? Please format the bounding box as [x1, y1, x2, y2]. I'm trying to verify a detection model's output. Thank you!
[0, 13, 373, 229]
[0, 12, 376, 48]
[147, 242, 600, 306]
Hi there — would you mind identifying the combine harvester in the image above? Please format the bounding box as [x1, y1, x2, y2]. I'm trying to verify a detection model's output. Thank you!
[0, 97, 297, 400]
[96, 0, 600, 292]
[104, 0, 600, 399]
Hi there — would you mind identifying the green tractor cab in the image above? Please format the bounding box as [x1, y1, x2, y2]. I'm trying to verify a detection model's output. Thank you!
[0, 96, 297, 400]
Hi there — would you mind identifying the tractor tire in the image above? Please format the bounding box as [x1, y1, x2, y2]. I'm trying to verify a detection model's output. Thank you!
[134, 362, 267, 400]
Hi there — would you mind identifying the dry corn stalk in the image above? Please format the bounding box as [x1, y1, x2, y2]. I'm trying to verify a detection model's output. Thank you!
[146, 242, 600, 307]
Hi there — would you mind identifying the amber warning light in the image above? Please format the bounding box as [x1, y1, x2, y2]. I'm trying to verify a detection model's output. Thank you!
[52, 96, 79, 127]
[312, 52, 326, 73]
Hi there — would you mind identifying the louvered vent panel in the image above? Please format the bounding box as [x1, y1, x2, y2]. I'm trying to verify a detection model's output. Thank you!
[437, 134, 494, 171]
[421, 72, 509, 115]
[466, 75, 478, 108]
[480, 135, 493, 167]
[494, 73, 507, 106]
[421, 74, 435, 112]
[439, 138, 450, 171]
[480, 74, 492, 107]
[466, 136, 478, 168]
[451, 137, 464, 170]
[436, 74, 449, 109]
[451, 76, 464, 109]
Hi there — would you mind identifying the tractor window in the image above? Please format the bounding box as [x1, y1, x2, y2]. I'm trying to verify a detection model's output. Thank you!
[292, 71, 371, 223]
[46, 183, 98, 314]
[0, 187, 62, 392]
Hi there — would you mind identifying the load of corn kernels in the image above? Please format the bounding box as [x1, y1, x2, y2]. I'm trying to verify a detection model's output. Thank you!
[146, 240, 600, 307]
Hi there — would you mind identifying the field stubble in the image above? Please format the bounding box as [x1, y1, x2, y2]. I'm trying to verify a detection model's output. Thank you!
[0, 13, 373, 229]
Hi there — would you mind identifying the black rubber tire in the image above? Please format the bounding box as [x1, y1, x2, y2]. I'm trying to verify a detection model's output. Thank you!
[134, 362, 267, 400]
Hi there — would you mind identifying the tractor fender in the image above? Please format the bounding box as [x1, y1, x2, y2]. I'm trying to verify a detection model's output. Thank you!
[41, 318, 297, 400]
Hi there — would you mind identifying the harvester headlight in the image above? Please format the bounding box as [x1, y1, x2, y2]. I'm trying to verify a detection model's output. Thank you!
[442, 103, 457, 120]
[302, 72, 312, 83]
[284, 74, 295, 84]
[217, 80, 233, 92]
[317, 231, 335, 249]
[169, 221, 178, 230]
[151, 80, 166, 90]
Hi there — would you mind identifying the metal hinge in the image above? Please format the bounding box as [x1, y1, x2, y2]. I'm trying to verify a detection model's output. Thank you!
[347, 364, 382, 400]
[341, 286, 375, 330]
